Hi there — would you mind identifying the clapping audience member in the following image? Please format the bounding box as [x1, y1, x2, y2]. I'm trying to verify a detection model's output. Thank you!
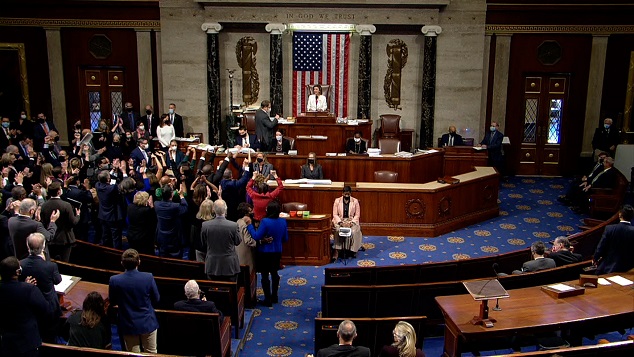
[127, 191, 157, 256]
[220, 157, 252, 221]
[378, 321, 425, 357]
[174, 279, 224, 320]
[65, 291, 111, 349]
[8, 198, 59, 260]
[40, 181, 80, 261]
[154, 182, 188, 258]
[235, 202, 257, 274]
[245, 201, 289, 307]
[96, 169, 124, 249]
[192, 199, 214, 262]
[246, 170, 284, 221]
[202, 199, 241, 282]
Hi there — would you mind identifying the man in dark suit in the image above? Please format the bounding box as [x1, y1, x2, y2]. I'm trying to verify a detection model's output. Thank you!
[0, 116, 15, 148]
[19, 233, 63, 342]
[0, 214, 13, 261]
[40, 182, 81, 262]
[62, 179, 94, 242]
[96, 170, 123, 249]
[130, 138, 151, 172]
[594, 205, 634, 274]
[440, 125, 465, 147]
[220, 158, 252, 221]
[570, 156, 619, 213]
[230, 125, 261, 151]
[0, 256, 53, 357]
[154, 183, 188, 258]
[479, 121, 504, 170]
[512, 241, 555, 274]
[8, 198, 59, 260]
[345, 131, 368, 154]
[166, 103, 184, 138]
[109, 249, 160, 353]
[316, 320, 371, 357]
[255, 100, 279, 151]
[122, 102, 141, 132]
[202, 199, 241, 282]
[140, 104, 159, 139]
[547, 236, 582, 267]
[591, 117, 620, 159]
[174, 279, 224, 320]
[558, 151, 609, 206]
[32, 112, 57, 151]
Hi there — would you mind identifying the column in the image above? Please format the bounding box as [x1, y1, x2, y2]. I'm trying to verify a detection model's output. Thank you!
[136, 29, 154, 109]
[491, 34, 512, 130]
[266, 23, 286, 116]
[419, 25, 442, 149]
[582, 35, 609, 156]
[155, 30, 164, 113]
[202, 22, 222, 145]
[355, 24, 376, 120]
[480, 34, 492, 131]
[44, 27, 69, 144]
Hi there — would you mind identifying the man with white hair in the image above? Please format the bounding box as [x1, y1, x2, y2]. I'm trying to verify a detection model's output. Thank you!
[8, 198, 59, 260]
[174, 279, 223, 320]
[592, 117, 620, 159]
[201, 200, 241, 282]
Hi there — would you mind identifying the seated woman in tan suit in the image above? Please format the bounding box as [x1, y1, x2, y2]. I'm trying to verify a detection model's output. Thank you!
[332, 186, 363, 260]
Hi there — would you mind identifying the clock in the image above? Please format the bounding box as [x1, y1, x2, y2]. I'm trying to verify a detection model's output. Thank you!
[537, 41, 562, 66]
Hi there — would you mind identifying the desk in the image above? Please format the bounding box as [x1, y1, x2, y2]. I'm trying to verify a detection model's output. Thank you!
[283, 214, 332, 266]
[63, 280, 108, 318]
[435, 272, 634, 357]
[277, 121, 372, 155]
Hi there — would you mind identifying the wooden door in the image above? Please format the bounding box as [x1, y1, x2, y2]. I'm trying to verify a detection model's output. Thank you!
[78, 67, 125, 131]
[517, 75, 569, 176]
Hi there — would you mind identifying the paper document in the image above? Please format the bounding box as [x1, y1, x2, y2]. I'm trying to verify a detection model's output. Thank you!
[597, 278, 611, 285]
[473, 146, 486, 151]
[547, 283, 575, 292]
[606, 275, 633, 286]
[55, 275, 76, 294]
[299, 184, 315, 188]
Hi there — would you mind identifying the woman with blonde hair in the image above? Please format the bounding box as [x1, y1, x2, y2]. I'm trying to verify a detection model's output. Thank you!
[126, 191, 157, 255]
[192, 198, 214, 262]
[378, 321, 425, 357]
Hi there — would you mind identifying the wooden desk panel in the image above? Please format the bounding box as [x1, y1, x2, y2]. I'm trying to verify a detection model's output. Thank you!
[283, 215, 332, 266]
[435, 272, 634, 357]
[277, 122, 372, 155]
[442, 146, 489, 177]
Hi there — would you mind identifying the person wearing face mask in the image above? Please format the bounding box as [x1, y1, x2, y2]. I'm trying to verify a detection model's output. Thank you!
[591, 117, 620, 160]
[122, 102, 141, 132]
[272, 130, 291, 154]
[33, 113, 57, 151]
[300, 152, 323, 179]
[253, 153, 274, 179]
[331, 186, 363, 260]
[157, 114, 176, 150]
[130, 138, 152, 172]
[1, 116, 14, 147]
[133, 120, 150, 143]
[255, 100, 279, 151]
[16, 111, 33, 138]
[346, 131, 368, 154]
[478, 121, 504, 171]
[140, 104, 158, 139]
[440, 125, 464, 147]
[8, 198, 59, 261]
[230, 125, 261, 151]
[166, 139, 187, 174]
[558, 152, 609, 206]
[165, 103, 184, 138]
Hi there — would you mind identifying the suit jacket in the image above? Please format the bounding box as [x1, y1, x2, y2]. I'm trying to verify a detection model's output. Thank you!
[41, 197, 80, 246]
[19, 255, 62, 317]
[174, 298, 223, 320]
[253, 162, 274, 179]
[202, 216, 241, 276]
[346, 138, 368, 154]
[519, 257, 556, 273]
[33, 119, 58, 150]
[480, 130, 504, 165]
[440, 133, 465, 147]
[0, 280, 52, 355]
[0, 127, 13, 149]
[141, 113, 159, 137]
[109, 269, 160, 335]
[63, 185, 94, 227]
[231, 133, 261, 151]
[548, 250, 583, 267]
[127, 204, 157, 251]
[590, 167, 617, 189]
[301, 163, 323, 179]
[130, 146, 151, 171]
[271, 138, 291, 154]
[255, 108, 278, 150]
[592, 127, 620, 154]
[332, 196, 361, 226]
[220, 170, 252, 221]
[165, 149, 187, 174]
[122, 111, 141, 132]
[595, 222, 634, 274]
[96, 181, 122, 222]
[0, 215, 12, 261]
[8, 215, 56, 260]
[316, 344, 371, 357]
[154, 198, 188, 254]
[165, 112, 184, 138]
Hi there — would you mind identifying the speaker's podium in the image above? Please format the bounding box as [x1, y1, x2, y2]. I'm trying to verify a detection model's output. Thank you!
[462, 279, 509, 328]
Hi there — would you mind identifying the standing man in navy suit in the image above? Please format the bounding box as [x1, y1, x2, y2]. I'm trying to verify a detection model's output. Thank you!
[122, 102, 141, 132]
[109, 249, 160, 353]
[32, 112, 57, 151]
[166, 103, 184, 138]
[478, 121, 504, 171]
[130, 138, 151, 172]
[594, 205, 634, 274]
[0, 256, 53, 357]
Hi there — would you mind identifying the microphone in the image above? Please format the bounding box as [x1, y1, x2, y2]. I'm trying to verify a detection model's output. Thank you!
[492, 263, 502, 311]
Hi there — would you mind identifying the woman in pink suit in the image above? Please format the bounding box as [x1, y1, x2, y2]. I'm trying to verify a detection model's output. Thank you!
[332, 186, 363, 260]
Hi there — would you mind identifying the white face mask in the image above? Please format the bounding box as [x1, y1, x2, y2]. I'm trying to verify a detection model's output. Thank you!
[170, 146, 177, 151]
[168, 108, 175, 114]
[21, 115, 27, 119]
[354, 138, 361, 143]
[139, 125, 145, 131]
[276, 135, 282, 141]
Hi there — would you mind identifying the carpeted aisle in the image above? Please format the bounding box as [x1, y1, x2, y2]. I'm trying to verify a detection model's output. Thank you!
[241, 177, 622, 356]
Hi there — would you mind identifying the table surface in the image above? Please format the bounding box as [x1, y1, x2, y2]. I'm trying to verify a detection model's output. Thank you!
[62, 280, 108, 318]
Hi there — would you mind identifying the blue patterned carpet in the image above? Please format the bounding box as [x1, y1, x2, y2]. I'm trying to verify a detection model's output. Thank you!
[241, 177, 630, 357]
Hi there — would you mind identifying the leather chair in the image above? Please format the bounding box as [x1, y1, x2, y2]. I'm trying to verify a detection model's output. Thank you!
[282, 202, 308, 212]
[284, 136, 296, 150]
[374, 171, 399, 183]
[186, 132, 203, 142]
[305, 84, 331, 112]
[242, 112, 256, 134]
[378, 138, 401, 154]
[379, 114, 401, 138]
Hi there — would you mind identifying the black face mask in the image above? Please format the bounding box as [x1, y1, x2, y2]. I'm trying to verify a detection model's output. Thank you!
[449, 131, 456, 135]
[126, 108, 133, 112]
[58, 156, 66, 163]
[257, 158, 263, 163]
[37, 118, 45, 123]
[240, 133, 247, 137]
[308, 159, 315, 165]
[146, 110, 152, 115]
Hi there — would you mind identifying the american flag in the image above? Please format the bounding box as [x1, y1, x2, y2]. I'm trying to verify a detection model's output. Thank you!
[292, 32, 350, 118]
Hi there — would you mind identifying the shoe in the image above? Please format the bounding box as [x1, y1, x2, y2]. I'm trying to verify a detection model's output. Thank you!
[272, 296, 278, 304]
[359, 246, 366, 252]
[259, 299, 272, 307]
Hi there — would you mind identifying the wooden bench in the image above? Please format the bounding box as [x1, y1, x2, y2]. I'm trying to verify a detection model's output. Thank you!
[589, 168, 629, 218]
[486, 339, 634, 356]
[70, 239, 257, 309]
[154, 309, 231, 357]
[314, 316, 427, 355]
[55, 260, 245, 339]
[321, 260, 592, 324]
[324, 211, 618, 287]
[40, 343, 178, 356]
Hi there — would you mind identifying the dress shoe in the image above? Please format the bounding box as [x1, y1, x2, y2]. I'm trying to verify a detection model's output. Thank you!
[272, 296, 278, 304]
[259, 299, 272, 307]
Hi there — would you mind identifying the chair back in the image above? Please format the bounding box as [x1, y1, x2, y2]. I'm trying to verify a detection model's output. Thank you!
[242, 112, 256, 134]
[378, 138, 401, 154]
[284, 136, 296, 150]
[282, 202, 308, 212]
[305, 84, 332, 112]
[374, 170, 399, 183]
[379, 114, 401, 138]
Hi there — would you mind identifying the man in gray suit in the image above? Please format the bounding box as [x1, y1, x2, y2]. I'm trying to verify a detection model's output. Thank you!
[8, 199, 59, 260]
[513, 241, 555, 274]
[255, 100, 279, 152]
[202, 199, 241, 282]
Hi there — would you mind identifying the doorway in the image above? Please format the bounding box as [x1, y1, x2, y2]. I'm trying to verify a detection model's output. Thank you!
[78, 67, 126, 131]
[516, 75, 569, 176]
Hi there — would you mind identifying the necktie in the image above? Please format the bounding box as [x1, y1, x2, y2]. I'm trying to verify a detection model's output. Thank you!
[129, 113, 135, 129]
[449, 136, 454, 146]
[489, 132, 494, 145]
[42, 123, 49, 135]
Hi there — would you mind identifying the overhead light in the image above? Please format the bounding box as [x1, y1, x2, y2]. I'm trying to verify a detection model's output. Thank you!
[287, 23, 356, 32]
